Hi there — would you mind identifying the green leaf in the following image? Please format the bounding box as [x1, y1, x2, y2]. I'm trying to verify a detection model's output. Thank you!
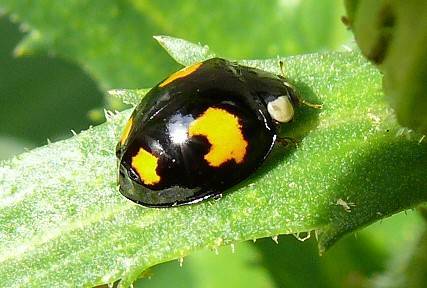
[344, 0, 427, 133]
[1, 37, 426, 287]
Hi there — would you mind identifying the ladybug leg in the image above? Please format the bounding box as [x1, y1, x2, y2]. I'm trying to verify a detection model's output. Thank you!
[278, 60, 323, 109]
[277, 136, 299, 148]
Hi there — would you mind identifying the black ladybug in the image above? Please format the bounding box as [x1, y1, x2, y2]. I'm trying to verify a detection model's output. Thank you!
[116, 58, 320, 207]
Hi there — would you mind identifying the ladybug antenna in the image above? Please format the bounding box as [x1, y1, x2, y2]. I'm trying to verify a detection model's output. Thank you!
[278, 60, 322, 110]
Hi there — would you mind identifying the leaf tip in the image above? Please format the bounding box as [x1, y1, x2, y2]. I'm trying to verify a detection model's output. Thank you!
[152, 34, 215, 66]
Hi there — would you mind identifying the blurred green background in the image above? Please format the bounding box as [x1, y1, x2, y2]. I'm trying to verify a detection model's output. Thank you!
[0, 0, 423, 287]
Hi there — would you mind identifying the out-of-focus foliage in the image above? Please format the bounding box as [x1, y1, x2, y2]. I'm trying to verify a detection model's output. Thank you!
[344, 0, 427, 133]
[1, 0, 349, 88]
[0, 16, 103, 146]
[134, 242, 276, 288]
[371, 206, 427, 288]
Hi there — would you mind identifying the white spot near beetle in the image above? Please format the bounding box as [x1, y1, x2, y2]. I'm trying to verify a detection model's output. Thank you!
[178, 257, 184, 267]
[267, 96, 294, 123]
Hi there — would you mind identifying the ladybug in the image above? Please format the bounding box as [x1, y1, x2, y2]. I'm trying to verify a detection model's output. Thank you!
[116, 58, 320, 207]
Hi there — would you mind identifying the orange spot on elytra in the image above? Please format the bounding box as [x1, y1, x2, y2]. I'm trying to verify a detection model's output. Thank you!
[159, 62, 203, 87]
[120, 117, 133, 145]
[189, 107, 247, 167]
[132, 148, 161, 185]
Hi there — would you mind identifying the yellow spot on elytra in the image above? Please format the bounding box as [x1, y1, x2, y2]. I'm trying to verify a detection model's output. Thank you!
[132, 148, 161, 185]
[120, 117, 133, 145]
[159, 62, 203, 87]
[189, 107, 248, 167]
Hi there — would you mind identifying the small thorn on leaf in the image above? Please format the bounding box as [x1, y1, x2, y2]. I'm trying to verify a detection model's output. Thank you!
[104, 109, 116, 121]
[272, 235, 279, 244]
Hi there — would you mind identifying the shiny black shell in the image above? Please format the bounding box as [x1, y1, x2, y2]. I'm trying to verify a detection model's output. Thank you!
[116, 58, 298, 207]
